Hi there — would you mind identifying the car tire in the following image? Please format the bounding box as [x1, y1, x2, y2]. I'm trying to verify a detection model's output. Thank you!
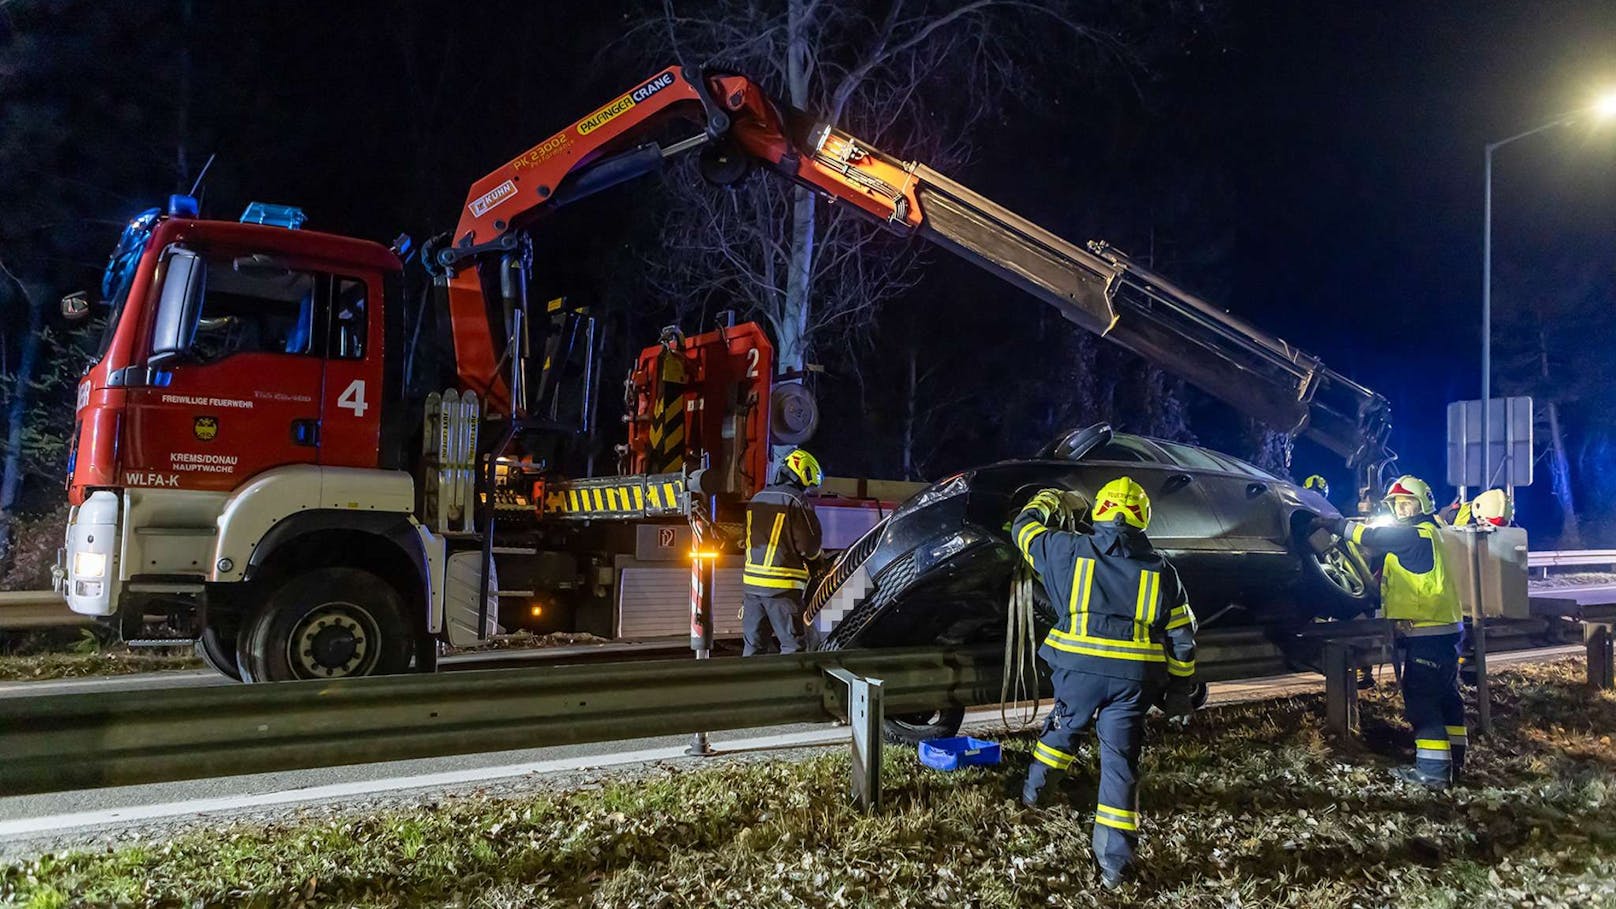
[1296, 529, 1377, 620]
[882, 706, 966, 746]
[195, 624, 242, 681]
[237, 567, 414, 682]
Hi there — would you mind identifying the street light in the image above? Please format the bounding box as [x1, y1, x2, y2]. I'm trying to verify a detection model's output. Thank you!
[1480, 89, 1616, 492]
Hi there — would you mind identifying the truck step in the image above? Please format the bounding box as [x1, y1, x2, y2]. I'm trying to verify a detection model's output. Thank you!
[493, 589, 536, 598]
[126, 582, 206, 595]
[134, 526, 218, 537]
[125, 638, 197, 648]
[491, 546, 540, 556]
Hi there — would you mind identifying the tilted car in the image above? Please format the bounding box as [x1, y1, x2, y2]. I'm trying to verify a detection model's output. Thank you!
[803, 423, 1375, 741]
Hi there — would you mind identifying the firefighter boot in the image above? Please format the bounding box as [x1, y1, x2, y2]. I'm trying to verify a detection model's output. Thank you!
[1391, 765, 1450, 791]
[1021, 762, 1053, 808]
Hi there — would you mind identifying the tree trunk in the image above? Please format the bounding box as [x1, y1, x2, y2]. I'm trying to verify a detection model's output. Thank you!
[778, 0, 816, 374]
[0, 289, 45, 563]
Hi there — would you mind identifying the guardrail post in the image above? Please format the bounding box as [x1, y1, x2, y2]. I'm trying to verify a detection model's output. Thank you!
[1586, 622, 1614, 690]
[1323, 641, 1358, 738]
[686, 524, 717, 757]
[826, 668, 883, 812]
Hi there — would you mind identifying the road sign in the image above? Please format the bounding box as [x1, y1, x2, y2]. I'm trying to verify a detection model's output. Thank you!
[1446, 396, 1533, 488]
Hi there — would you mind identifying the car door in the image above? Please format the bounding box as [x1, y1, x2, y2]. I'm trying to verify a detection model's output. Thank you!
[123, 251, 326, 492]
[1071, 436, 1221, 551]
[1153, 441, 1289, 553]
[316, 273, 383, 468]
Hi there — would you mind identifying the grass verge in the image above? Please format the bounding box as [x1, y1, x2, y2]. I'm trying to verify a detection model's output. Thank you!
[5, 659, 1616, 908]
[0, 629, 200, 681]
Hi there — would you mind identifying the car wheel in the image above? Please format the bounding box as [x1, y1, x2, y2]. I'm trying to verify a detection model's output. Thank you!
[195, 624, 242, 681]
[882, 706, 966, 746]
[237, 567, 414, 682]
[1300, 535, 1376, 619]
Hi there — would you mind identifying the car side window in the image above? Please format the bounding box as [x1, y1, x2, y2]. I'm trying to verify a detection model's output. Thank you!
[1156, 441, 1232, 473]
[1083, 439, 1163, 463]
[191, 259, 318, 362]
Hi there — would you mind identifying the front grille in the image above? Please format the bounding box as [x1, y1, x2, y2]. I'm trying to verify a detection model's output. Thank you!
[825, 550, 917, 649]
[807, 517, 887, 614]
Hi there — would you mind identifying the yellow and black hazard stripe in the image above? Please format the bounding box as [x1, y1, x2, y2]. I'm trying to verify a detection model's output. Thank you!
[545, 475, 687, 520]
[645, 352, 689, 474]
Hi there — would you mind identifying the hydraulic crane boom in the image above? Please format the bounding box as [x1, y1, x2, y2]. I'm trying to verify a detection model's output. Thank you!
[437, 65, 1394, 506]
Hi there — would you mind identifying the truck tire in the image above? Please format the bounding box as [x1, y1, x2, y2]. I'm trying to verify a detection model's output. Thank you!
[196, 626, 242, 681]
[237, 567, 414, 682]
[882, 706, 966, 746]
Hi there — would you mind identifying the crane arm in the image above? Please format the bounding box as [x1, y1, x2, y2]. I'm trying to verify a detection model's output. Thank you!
[441, 66, 1393, 503]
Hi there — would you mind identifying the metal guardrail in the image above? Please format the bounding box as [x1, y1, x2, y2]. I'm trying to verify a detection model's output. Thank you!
[0, 590, 91, 631]
[0, 645, 1008, 796]
[1527, 549, 1616, 573]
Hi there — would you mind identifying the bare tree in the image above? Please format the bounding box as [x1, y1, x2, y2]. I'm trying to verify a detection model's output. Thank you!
[629, 0, 1143, 374]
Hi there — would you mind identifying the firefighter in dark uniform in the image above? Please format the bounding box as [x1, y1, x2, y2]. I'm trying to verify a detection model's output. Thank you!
[1014, 477, 1198, 888]
[1327, 475, 1466, 788]
[740, 449, 824, 656]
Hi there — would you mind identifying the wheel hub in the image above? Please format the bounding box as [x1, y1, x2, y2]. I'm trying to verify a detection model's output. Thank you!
[289, 605, 373, 678]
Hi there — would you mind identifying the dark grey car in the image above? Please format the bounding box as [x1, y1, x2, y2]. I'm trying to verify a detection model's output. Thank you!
[805, 423, 1373, 654]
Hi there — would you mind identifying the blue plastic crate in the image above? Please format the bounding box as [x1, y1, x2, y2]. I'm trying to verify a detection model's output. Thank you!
[917, 736, 1002, 771]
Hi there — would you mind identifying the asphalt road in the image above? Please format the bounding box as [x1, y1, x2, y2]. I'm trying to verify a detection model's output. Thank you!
[0, 642, 1583, 855]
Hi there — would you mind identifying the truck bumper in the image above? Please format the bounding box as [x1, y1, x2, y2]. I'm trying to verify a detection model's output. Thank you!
[61, 490, 120, 616]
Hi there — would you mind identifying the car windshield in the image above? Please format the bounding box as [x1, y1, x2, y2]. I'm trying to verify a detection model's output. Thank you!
[93, 208, 160, 362]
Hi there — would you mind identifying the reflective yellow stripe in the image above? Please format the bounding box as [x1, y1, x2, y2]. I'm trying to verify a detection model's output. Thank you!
[649, 484, 663, 509]
[1166, 608, 1194, 631]
[1415, 738, 1451, 752]
[743, 574, 807, 590]
[1445, 725, 1467, 737]
[567, 489, 581, 511]
[1044, 640, 1166, 662]
[1069, 558, 1086, 635]
[591, 488, 604, 511]
[1047, 629, 1162, 650]
[763, 513, 786, 568]
[1096, 803, 1137, 821]
[1095, 813, 1139, 832]
[632, 485, 644, 510]
[1069, 558, 1093, 637]
[663, 483, 678, 505]
[743, 563, 809, 579]
[1034, 742, 1075, 769]
[1017, 523, 1047, 559]
[1133, 570, 1158, 641]
[1167, 657, 1195, 677]
[605, 487, 620, 511]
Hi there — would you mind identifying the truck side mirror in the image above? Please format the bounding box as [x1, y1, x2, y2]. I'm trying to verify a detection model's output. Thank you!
[60, 291, 92, 321]
[148, 248, 206, 368]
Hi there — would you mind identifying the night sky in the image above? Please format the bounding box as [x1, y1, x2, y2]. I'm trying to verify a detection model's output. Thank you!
[17, 1, 1616, 526]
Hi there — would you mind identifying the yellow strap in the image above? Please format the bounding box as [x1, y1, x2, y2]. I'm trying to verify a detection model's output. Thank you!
[1167, 657, 1195, 677]
[1096, 803, 1138, 820]
[1033, 749, 1068, 770]
[1095, 813, 1139, 832]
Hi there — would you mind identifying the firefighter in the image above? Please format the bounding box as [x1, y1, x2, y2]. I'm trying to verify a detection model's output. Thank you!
[1014, 477, 1198, 888]
[1303, 474, 1331, 500]
[1326, 475, 1466, 788]
[740, 448, 824, 656]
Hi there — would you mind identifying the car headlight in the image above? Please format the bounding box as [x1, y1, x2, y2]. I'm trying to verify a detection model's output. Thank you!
[892, 474, 969, 521]
[73, 550, 107, 580]
[926, 530, 978, 564]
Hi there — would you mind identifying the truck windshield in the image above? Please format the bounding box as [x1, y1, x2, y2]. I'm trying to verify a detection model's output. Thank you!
[94, 208, 160, 361]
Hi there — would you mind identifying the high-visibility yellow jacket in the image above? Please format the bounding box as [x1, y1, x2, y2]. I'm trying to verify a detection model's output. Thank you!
[742, 483, 823, 596]
[1013, 490, 1197, 683]
[1350, 514, 1462, 634]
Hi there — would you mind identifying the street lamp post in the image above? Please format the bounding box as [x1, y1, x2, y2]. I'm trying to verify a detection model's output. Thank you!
[1482, 93, 1616, 489]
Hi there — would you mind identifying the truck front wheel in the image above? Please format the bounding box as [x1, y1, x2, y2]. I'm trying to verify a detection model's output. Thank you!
[237, 567, 413, 682]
